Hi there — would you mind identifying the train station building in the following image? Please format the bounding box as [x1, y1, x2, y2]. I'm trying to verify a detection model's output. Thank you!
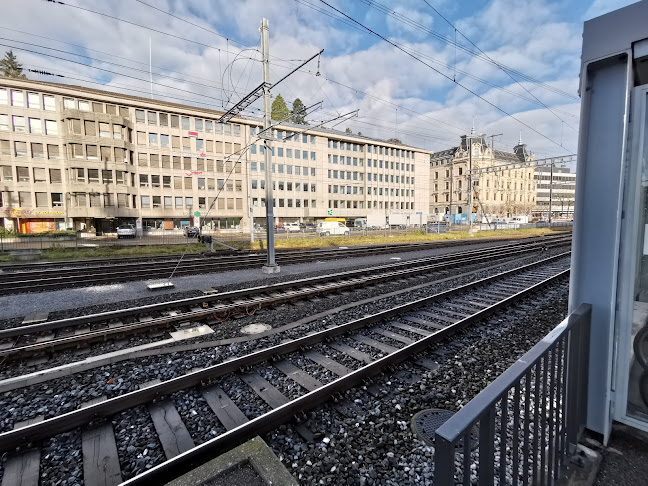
[0, 77, 432, 234]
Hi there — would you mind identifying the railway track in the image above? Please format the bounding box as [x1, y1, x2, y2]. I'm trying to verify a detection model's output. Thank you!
[0, 236, 571, 363]
[0, 234, 570, 295]
[0, 253, 570, 486]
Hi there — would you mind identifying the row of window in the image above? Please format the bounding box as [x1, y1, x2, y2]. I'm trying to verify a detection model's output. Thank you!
[251, 162, 317, 177]
[368, 173, 415, 185]
[365, 187, 414, 197]
[0, 190, 64, 208]
[0, 166, 62, 184]
[134, 109, 241, 136]
[536, 184, 576, 190]
[138, 175, 242, 192]
[251, 180, 317, 192]
[139, 195, 243, 210]
[328, 200, 415, 210]
[66, 119, 126, 139]
[1, 141, 61, 159]
[250, 127, 316, 144]
[327, 140, 361, 152]
[366, 159, 413, 171]
[62, 97, 130, 117]
[431, 193, 535, 203]
[327, 185, 364, 196]
[0, 90, 129, 118]
[366, 144, 413, 159]
[327, 170, 365, 182]
[0, 115, 58, 135]
[251, 144, 317, 161]
[0, 89, 57, 111]
[251, 198, 318, 209]
[433, 168, 534, 179]
[432, 180, 534, 191]
[535, 176, 576, 182]
[136, 131, 242, 154]
[326, 155, 366, 167]
[137, 154, 242, 173]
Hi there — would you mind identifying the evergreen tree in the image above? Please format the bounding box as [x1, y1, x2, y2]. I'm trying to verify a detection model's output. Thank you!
[345, 127, 351, 133]
[0, 51, 26, 79]
[357, 132, 362, 136]
[291, 98, 307, 124]
[271, 94, 290, 121]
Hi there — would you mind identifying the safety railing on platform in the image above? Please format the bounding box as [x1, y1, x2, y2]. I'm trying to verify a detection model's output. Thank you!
[434, 303, 592, 485]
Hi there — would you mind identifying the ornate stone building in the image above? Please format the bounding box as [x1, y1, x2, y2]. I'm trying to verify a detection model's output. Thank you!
[429, 131, 537, 222]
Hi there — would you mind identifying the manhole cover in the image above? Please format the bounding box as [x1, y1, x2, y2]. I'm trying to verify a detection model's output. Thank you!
[411, 409, 479, 449]
[240, 323, 272, 335]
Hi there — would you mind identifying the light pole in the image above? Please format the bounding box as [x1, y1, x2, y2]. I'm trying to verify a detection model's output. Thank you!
[468, 136, 473, 234]
[548, 162, 554, 224]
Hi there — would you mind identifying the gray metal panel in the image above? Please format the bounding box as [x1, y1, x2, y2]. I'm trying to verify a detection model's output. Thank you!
[569, 54, 632, 438]
[582, 1, 648, 64]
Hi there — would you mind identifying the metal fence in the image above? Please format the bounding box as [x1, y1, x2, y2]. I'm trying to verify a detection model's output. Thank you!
[0, 221, 573, 252]
[434, 303, 592, 485]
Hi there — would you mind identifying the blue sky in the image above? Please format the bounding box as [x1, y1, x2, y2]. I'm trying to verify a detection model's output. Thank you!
[2, 0, 639, 157]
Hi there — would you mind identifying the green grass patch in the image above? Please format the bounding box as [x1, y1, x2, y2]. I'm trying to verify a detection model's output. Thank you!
[39, 243, 206, 261]
[0, 227, 568, 262]
[241, 227, 567, 251]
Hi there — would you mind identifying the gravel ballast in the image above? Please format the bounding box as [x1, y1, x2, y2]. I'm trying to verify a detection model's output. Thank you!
[266, 281, 570, 485]
[0, 243, 570, 485]
[0, 248, 567, 381]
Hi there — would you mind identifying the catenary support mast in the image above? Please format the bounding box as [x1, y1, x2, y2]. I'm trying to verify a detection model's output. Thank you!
[260, 18, 279, 273]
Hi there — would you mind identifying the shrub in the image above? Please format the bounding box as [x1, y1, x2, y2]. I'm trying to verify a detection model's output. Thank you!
[19, 230, 76, 238]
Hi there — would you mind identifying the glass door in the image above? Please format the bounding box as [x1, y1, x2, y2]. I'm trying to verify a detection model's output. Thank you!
[616, 85, 648, 430]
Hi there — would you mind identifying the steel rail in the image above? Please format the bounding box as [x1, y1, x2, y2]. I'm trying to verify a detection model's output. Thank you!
[0, 252, 570, 454]
[0, 237, 570, 341]
[0, 235, 570, 294]
[0, 233, 567, 272]
[0, 239, 494, 277]
[0, 241, 569, 359]
[123, 268, 571, 486]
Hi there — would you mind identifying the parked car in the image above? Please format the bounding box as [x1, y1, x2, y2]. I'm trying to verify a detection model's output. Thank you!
[184, 226, 200, 238]
[116, 224, 136, 239]
[284, 222, 301, 232]
[317, 221, 350, 237]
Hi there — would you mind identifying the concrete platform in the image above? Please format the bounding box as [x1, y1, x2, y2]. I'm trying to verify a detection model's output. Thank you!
[165, 436, 297, 486]
[591, 423, 648, 486]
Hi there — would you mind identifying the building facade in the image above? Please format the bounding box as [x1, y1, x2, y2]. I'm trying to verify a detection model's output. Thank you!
[533, 165, 576, 219]
[429, 132, 536, 222]
[0, 78, 431, 234]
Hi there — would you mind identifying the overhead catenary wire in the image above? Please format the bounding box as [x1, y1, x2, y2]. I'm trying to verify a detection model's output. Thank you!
[168, 105, 355, 279]
[23, 66, 254, 113]
[44, 0, 253, 54]
[134, 0, 246, 46]
[316, 0, 574, 153]
[0, 25, 256, 90]
[43, 0, 474, 136]
[421, 0, 579, 133]
[357, 0, 579, 101]
[1, 36, 253, 95]
[0, 42, 234, 106]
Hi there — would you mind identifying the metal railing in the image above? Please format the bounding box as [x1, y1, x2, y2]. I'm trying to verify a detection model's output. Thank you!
[434, 303, 592, 485]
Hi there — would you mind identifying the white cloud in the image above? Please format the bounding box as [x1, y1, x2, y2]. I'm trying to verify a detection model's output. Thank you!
[1, 0, 584, 156]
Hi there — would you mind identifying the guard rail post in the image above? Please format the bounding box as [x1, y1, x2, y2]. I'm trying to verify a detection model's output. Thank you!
[433, 303, 592, 484]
